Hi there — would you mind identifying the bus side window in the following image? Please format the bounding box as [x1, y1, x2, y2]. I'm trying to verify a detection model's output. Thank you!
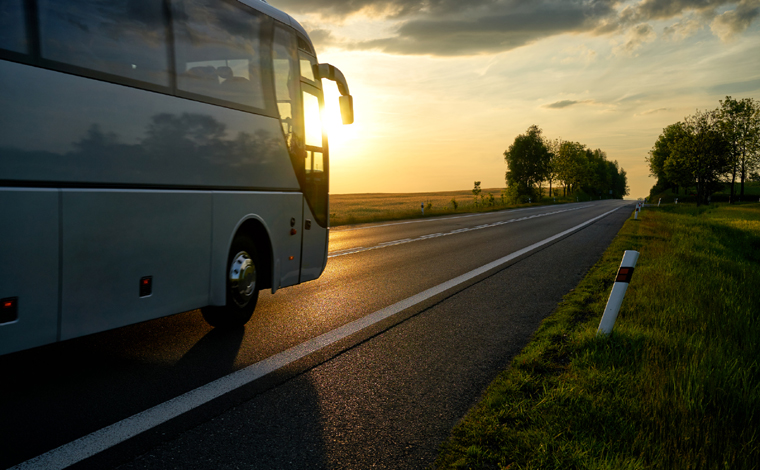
[0, 0, 28, 54]
[272, 26, 303, 159]
[302, 91, 322, 149]
[299, 56, 315, 81]
[173, 0, 267, 110]
[37, 0, 170, 86]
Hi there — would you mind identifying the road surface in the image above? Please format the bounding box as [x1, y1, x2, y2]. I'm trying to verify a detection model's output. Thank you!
[0, 200, 633, 469]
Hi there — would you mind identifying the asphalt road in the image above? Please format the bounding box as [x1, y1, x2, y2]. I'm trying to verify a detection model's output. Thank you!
[0, 200, 633, 470]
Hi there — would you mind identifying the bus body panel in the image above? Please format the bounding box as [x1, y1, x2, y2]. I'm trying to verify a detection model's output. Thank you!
[209, 191, 304, 306]
[0, 61, 300, 191]
[0, 188, 60, 355]
[59, 190, 213, 340]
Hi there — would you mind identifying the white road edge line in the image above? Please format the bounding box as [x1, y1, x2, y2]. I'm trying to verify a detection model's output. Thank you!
[11, 205, 622, 470]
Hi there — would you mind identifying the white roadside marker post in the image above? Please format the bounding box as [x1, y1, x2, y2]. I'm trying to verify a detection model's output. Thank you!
[675, 198, 678, 205]
[597, 250, 639, 336]
[421, 202, 424, 215]
[658, 198, 661, 207]
[634, 204, 639, 220]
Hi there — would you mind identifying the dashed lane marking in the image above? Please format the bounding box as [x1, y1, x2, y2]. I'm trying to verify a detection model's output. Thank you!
[328, 205, 586, 258]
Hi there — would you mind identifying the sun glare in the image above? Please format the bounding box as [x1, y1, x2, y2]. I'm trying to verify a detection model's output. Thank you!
[321, 80, 357, 147]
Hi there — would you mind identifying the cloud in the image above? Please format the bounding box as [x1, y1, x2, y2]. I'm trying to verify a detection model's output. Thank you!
[633, 0, 733, 20]
[270, 0, 760, 56]
[710, 0, 760, 40]
[270, 0, 498, 19]
[347, 1, 617, 55]
[545, 100, 580, 108]
[637, 107, 670, 115]
[305, 27, 339, 48]
[616, 93, 647, 102]
[708, 77, 760, 94]
[613, 23, 657, 55]
[662, 14, 704, 39]
[543, 99, 596, 109]
[305, 26, 390, 52]
[559, 45, 598, 64]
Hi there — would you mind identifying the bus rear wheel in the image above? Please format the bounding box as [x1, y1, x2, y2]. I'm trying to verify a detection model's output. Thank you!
[202, 234, 260, 328]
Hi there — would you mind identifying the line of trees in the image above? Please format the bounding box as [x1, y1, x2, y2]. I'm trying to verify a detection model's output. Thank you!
[647, 96, 760, 205]
[503, 125, 629, 202]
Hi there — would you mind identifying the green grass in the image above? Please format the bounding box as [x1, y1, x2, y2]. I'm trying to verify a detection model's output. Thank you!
[434, 203, 760, 470]
[329, 188, 602, 226]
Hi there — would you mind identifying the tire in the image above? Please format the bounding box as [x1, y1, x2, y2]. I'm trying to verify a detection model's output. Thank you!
[201, 234, 260, 328]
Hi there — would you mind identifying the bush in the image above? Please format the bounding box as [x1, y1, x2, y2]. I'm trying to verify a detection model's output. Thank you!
[504, 185, 538, 203]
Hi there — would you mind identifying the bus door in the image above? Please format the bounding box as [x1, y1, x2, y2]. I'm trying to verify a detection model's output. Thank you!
[273, 29, 333, 284]
[299, 82, 328, 282]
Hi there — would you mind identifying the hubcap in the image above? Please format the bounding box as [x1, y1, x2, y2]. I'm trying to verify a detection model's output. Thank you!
[229, 251, 256, 307]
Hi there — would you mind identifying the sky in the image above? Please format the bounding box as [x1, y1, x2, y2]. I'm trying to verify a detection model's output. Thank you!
[268, 0, 760, 198]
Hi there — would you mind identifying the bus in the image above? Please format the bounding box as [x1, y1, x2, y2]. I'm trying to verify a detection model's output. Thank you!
[0, 0, 354, 355]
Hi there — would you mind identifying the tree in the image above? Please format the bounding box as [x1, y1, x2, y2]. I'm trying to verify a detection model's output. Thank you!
[584, 148, 612, 196]
[662, 134, 694, 193]
[616, 166, 630, 198]
[647, 123, 685, 193]
[544, 137, 562, 197]
[719, 96, 760, 200]
[554, 141, 587, 196]
[606, 160, 629, 198]
[472, 181, 482, 205]
[502, 126, 625, 201]
[671, 110, 730, 205]
[503, 125, 551, 200]
[472, 181, 481, 197]
[747, 103, 760, 196]
[720, 96, 743, 203]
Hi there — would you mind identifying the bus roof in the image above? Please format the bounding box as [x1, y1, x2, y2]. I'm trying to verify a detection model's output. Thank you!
[238, 0, 315, 53]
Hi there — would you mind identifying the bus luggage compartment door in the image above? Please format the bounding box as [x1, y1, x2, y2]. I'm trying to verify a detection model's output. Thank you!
[0, 188, 60, 355]
[59, 190, 212, 339]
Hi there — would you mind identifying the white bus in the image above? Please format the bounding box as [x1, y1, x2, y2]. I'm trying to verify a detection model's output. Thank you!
[0, 0, 354, 355]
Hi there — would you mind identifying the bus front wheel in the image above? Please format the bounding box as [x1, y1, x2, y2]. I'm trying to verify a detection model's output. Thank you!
[202, 234, 260, 328]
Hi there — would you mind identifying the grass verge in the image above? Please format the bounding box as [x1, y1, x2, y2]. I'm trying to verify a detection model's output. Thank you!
[434, 203, 760, 469]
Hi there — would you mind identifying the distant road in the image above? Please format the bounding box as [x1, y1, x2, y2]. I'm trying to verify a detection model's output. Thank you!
[1, 200, 632, 470]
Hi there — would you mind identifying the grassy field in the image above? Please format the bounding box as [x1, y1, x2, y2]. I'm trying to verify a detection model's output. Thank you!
[434, 202, 760, 469]
[329, 188, 591, 226]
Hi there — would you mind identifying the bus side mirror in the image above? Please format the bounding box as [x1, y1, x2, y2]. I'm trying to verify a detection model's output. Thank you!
[316, 63, 354, 125]
[339, 95, 354, 125]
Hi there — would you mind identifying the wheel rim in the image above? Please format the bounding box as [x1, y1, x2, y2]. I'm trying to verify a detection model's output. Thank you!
[229, 251, 256, 307]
